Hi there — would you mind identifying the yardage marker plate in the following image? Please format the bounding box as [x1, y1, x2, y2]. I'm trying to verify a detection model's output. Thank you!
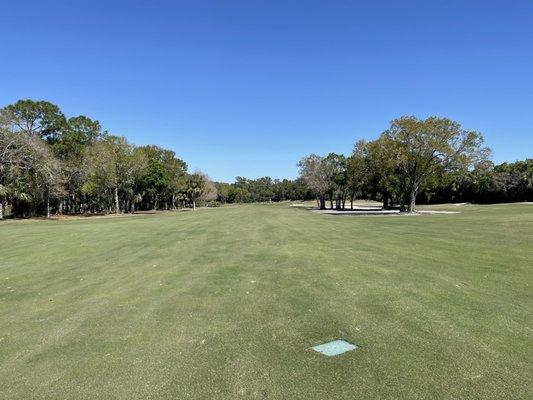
[312, 340, 357, 356]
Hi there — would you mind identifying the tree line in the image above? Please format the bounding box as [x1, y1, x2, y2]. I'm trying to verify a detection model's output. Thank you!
[0, 100, 216, 219]
[298, 116, 532, 211]
[1, 100, 531, 219]
[214, 177, 313, 204]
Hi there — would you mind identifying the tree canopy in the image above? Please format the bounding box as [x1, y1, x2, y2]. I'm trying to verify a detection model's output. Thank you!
[2, 100, 530, 219]
[0, 100, 209, 218]
[383, 116, 490, 211]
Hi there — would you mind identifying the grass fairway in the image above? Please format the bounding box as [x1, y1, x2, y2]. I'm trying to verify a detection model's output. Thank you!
[1, 204, 532, 399]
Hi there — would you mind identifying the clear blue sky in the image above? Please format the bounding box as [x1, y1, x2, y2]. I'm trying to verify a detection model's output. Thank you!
[1, 1, 532, 182]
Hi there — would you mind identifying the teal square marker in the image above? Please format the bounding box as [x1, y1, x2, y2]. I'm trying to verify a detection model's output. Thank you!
[312, 340, 357, 356]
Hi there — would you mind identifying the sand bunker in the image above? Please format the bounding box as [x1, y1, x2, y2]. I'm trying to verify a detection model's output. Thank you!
[312, 207, 399, 216]
[312, 207, 460, 216]
[417, 210, 460, 215]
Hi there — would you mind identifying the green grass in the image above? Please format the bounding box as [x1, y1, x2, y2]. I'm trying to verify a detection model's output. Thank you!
[1, 204, 532, 399]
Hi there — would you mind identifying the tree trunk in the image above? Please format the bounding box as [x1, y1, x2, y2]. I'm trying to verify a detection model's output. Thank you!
[350, 197, 353, 210]
[0, 201, 3, 220]
[382, 192, 389, 209]
[58, 199, 63, 215]
[46, 192, 51, 218]
[319, 195, 326, 210]
[407, 187, 417, 213]
[192, 199, 196, 210]
[114, 187, 120, 214]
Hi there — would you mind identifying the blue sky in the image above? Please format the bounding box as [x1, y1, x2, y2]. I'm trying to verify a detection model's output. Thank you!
[1, 1, 532, 182]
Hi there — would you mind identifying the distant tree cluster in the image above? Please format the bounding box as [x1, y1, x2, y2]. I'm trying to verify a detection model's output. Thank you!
[0, 100, 215, 219]
[419, 159, 533, 205]
[299, 116, 532, 211]
[214, 177, 313, 204]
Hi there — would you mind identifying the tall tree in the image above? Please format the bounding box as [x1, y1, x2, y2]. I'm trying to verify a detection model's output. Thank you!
[34, 141, 64, 218]
[161, 149, 187, 209]
[365, 136, 403, 209]
[135, 146, 187, 209]
[84, 136, 145, 214]
[0, 123, 34, 218]
[186, 172, 215, 210]
[346, 140, 369, 209]
[53, 115, 104, 213]
[383, 116, 490, 212]
[4, 100, 66, 142]
[0, 114, 63, 218]
[324, 153, 347, 209]
[298, 154, 331, 209]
